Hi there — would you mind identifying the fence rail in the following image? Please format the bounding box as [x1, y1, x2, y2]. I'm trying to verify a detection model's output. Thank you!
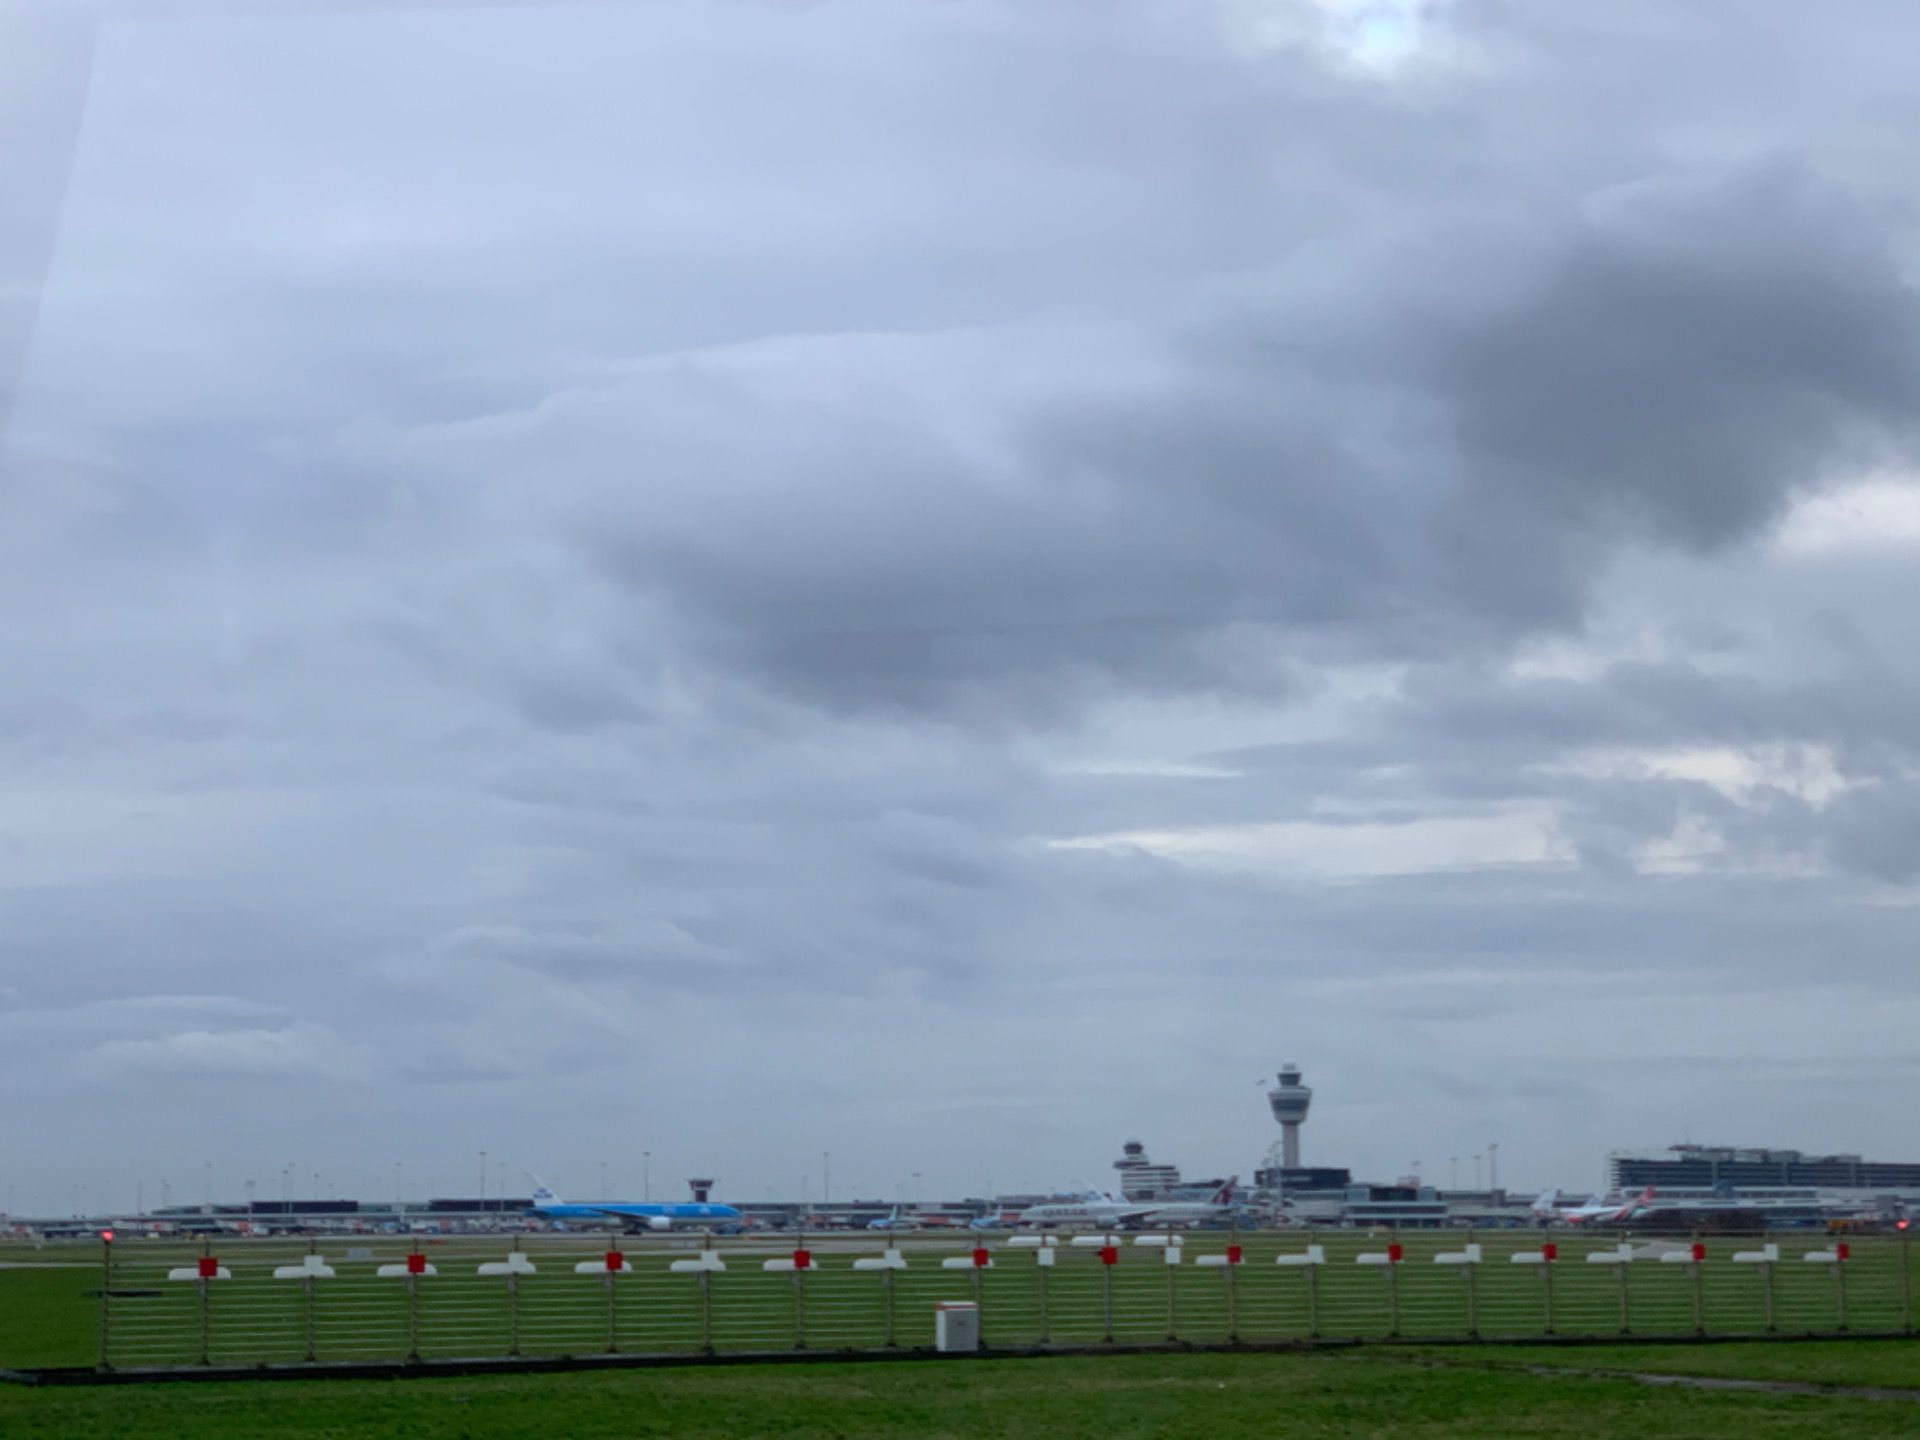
[89, 1229, 1916, 1374]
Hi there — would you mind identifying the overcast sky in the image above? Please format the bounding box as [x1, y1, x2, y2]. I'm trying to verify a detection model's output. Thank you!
[5, 0, 1920, 1215]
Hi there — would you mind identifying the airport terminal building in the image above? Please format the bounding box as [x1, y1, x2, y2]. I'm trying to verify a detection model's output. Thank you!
[1611, 1144, 1920, 1192]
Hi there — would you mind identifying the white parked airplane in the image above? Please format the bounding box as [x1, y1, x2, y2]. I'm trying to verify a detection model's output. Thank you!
[1531, 1187, 1654, 1224]
[1020, 1179, 1238, 1229]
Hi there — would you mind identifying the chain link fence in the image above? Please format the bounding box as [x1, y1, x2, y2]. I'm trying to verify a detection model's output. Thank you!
[88, 1228, 1916, 1373]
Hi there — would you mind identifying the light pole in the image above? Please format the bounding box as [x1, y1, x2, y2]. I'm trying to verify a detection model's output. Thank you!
[824, 1151, 831, 1206]
[1488, 1142, 1499, 1193]
[643, 1152, 650, 1202]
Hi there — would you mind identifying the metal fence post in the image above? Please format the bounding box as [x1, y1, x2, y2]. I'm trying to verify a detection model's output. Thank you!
[1463, 1228, 1478, 1339]
[1102, 1247, 1115, 1344]
[1036, 1250, 1049, 1346]
[700, 1267, 714, 1354]
[1386, 1239, 1401, 1339]
[1226, 1218, 1240, 1344]
[508, 1237, 522, 1358]
[1690, 1238, 1705, 1338]
[405, 1278, 419, 1362]
[199, 1238, 214, 1367]
[97, 1234, 112, 1371]
[1307, 1255, 1320, 1339]
[972, 1256, 985, 1350]
[612, 1240, 629, 1353]
[1763, 1234, 1777, 1333]
[1835, 1252, 1848, 1333]
[1164, 1227, 1177, 1341]
[303, 1239, 318, 1363]
[1616, 1249, 1630, 1335]
[1903, 1229, 1914, 1335]
[1542, 1253, 1554, 1336]
[794, 1228, 807, 1351]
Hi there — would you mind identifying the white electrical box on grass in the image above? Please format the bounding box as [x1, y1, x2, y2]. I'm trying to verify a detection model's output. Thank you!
[935, 1301, 980, 1353]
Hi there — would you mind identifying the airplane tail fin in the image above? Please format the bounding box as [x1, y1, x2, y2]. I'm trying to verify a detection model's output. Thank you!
[1612, 1187, 1655, 1221]
[529, 1174, 562, 1207]
[1210, 1177, 1237, 1205]
[1531, 1188, 1559, 1215]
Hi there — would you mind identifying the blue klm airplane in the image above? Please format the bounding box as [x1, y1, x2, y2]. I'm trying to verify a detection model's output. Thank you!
[529, 1179, 745, 1232]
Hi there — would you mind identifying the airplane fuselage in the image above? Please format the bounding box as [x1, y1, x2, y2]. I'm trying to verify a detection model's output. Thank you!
[533, 1201, 742, 1226]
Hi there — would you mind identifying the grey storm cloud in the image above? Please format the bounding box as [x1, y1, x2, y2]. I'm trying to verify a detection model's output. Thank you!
[381, 161, 1920, 724]
[4, 0, 1920, 1210]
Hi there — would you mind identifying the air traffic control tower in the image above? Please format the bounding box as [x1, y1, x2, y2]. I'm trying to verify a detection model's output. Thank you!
[1268, 1064, 1312, 1168]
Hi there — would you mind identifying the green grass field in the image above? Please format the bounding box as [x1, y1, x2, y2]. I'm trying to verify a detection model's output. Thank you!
[3, 1230, 1913, 1373]
[4, 1347, 1920, 1439]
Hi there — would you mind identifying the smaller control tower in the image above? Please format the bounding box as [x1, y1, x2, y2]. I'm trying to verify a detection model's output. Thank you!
[1267, 1064, 1312, 1169]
